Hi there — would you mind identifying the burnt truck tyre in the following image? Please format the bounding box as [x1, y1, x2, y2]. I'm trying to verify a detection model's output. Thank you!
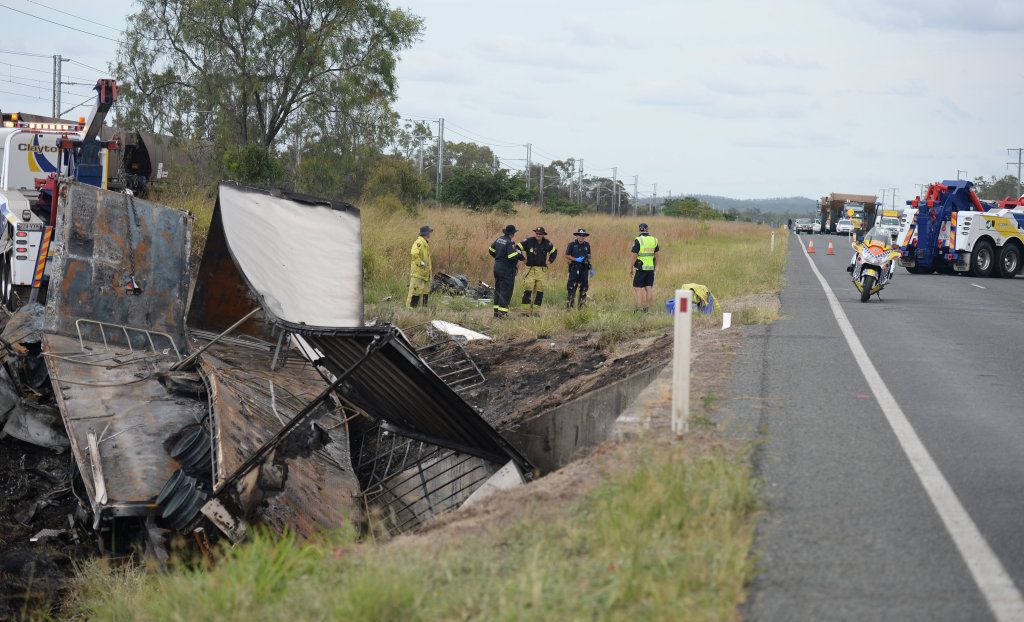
[997, 244, 1021, 278]
[970, 240, 995, 278]
[860, 275, 875, 302]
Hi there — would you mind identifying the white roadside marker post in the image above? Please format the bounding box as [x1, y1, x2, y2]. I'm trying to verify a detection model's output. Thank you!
[771, 231, 775, 252]
[672, 289, 692, 436]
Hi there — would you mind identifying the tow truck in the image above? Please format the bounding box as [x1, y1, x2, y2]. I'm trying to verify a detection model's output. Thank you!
[894, 179, 1024, 277]
[0, 79, 117, 309]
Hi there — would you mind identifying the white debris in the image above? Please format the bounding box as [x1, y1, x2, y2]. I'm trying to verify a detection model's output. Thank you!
[430, 320, 491, 342]
[460, 461, 525, 509]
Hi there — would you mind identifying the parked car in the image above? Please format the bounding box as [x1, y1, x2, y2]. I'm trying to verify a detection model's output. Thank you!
[879, 216, 901, 241]
[814, 218, 823, 233]
[836, 218, 854, 235]
[794, 218, 814, 234]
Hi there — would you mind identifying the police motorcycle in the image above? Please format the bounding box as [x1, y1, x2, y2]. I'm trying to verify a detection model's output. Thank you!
[847, 226, 900, 303]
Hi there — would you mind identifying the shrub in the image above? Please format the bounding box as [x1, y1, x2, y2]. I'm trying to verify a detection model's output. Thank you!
[222, 144, 285, 185]
[361, 156, 430, 209]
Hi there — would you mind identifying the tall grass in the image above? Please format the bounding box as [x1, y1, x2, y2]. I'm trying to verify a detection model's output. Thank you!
[66, 443, 757, 622]
[364, 203, 785, 341]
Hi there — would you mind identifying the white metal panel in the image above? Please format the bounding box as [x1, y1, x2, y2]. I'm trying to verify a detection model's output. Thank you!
[218, 184, 363, 328]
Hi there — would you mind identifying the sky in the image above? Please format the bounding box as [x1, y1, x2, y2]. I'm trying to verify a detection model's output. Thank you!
[1, 0, 1022, 201]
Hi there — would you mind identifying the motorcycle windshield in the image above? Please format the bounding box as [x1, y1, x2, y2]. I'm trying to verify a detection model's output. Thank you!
[862, 226, 892, 249]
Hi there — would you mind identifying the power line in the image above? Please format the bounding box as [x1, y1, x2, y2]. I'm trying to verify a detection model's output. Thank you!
[0, 87, 47, 100]
[0, 48, 50, 59]
[0, 2, 120, 43]
[0, 75, 93, 100]
[69, 59, 107, 74]
[444, 122, 521, 148]
[25, 0, 123, 33]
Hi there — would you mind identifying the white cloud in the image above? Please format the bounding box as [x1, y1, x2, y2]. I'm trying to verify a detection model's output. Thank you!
[828, 0, 1024, 32]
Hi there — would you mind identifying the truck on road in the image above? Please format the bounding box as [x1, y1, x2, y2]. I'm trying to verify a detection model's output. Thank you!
[896, 180, 1024, 277]
[818, 192, 879, 237]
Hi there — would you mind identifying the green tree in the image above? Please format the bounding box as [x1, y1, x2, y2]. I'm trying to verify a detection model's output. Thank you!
[663, 197, 724, 220]
[222, 144, 285, 185]
[972, 175, 1022, 200]
[361, 156, 430, 208]
[440, 168, 527, 209]
[115, 0, 422, 151]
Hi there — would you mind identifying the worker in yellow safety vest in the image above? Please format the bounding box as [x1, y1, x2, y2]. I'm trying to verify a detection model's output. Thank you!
[408, 225, 433, 308]
[629, 223, 659, 312]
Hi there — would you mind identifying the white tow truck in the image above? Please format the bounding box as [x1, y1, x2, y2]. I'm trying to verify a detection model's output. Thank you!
[948, 208, 1024, 277]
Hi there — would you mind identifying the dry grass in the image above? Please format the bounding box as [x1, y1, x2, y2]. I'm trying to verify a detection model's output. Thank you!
[364, 203, 786, 342]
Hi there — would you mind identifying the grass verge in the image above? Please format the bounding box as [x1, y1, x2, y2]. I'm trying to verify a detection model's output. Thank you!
[64, 442, 757, 622]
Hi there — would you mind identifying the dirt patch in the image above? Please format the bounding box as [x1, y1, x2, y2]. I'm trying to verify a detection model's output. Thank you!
[462, 331, 673, 427]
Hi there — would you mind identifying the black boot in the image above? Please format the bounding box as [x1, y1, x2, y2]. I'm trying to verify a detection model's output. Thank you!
[534, 292, 544, 306]
[409, 295, 420, 308]
[522, 291, 532, 305]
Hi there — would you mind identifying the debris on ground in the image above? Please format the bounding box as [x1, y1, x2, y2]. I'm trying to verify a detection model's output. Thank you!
[431, 272, 493, 301]
[430, 320, 491, 343]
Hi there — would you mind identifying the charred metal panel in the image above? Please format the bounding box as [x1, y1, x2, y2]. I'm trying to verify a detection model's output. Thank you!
[352, 420, 498, 533]
[300, 328, 532, 474]
[43, 182, 192, 351]
[42, 333, 205, 515]
[198, 340, 361, 536]
[187, 182, 362, 338]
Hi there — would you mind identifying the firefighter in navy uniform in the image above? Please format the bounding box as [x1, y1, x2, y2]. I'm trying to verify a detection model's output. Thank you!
[520, 226, 557, 313]
[488, 224, 524, 318]
[565, 228, 592, 309]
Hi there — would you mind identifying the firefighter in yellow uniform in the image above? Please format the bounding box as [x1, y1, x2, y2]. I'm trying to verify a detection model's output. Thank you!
[520, 226, 557, 313]
[407, 225, 433, 308]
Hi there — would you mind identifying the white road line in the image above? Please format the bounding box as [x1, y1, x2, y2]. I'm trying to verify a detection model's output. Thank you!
[797, 237, 1024, 621]
[971, 283, 987, 289]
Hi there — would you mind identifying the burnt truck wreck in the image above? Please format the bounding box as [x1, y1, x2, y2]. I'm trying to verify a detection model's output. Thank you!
[2, 181, 531, 553]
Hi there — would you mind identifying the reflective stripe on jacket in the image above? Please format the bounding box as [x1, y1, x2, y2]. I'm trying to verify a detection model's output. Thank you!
[635, 235, 658, 270]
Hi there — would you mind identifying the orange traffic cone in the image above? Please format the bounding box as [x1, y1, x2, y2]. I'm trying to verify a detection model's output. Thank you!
[808, 239, 815, 253]
[827, 239, 834, 255]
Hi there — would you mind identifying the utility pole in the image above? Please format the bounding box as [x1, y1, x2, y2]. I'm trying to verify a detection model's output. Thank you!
[52, 55, 66, 118]
[957, 169, 968, 180]
[653, 183, 658, 215]
[916, 183, 929, 198]
[1008, 148, 1024, 197]
[578, 159, 584, 206]
[888, 187, 898, 209]
[878, 188, 887, 208]
[612, 166, 618, 215]
[539, 170, 545, 207]
[633, 175, 639, 216]
[435, 117, 444, 200]
[525, 144, 532, 192]
[417, 147, 423, 179]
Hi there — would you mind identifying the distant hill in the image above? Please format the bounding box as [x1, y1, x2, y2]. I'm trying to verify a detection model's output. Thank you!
[694, 195, 817, 215]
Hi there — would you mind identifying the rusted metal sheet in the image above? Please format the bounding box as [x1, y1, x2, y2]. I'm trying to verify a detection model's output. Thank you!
[197, 340, 361, 536]
[41, 333, 205, 517]
[43, 182, 192, 350]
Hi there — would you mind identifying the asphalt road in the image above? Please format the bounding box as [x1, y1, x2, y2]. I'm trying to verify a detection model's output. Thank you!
[730, 232, 1024, 621]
